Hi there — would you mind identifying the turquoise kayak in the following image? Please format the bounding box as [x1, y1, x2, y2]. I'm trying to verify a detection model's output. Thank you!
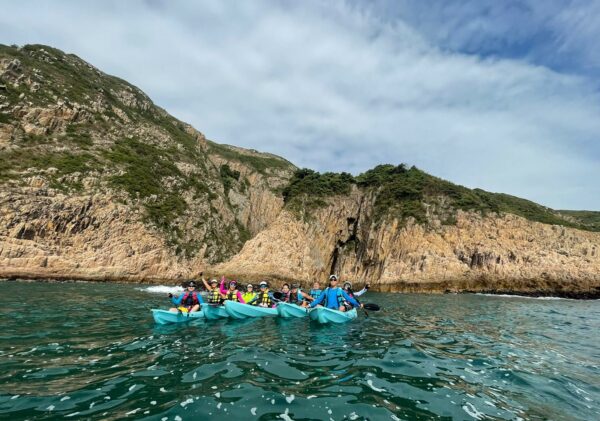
[151, 309, 204, 324]
[203, 305, 229, 320]
[308, 306, 357, 324]
[276, 302, 308, 318]
[224, 300, 278, 318]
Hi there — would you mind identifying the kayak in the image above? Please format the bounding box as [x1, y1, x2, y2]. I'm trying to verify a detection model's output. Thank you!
[203, 305, 229, 320]
[308, 306, 357, 324]
[151, 309, 204, 324]
[224, 300, 278, 318]
[276, 302, 308, 318]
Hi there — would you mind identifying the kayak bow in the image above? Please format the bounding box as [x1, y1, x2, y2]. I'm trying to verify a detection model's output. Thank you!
[203, 305, 229, 320]
[308, 306, 357, 324]
[276, 302, 308, 318]
[224, 300, 278, 318]
[151, 309, 204, 324]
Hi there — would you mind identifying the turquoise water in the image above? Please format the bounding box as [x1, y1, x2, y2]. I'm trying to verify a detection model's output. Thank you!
[0, 282, 598, 420]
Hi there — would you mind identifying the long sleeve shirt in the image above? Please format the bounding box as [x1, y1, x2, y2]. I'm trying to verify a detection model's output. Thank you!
[352, 287, 368, 297]
[310, 287, 360, 309]
[171, 292, 204, 306]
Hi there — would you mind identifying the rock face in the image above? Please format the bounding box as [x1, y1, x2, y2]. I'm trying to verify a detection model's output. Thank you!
[1, 44, 599, 296]
[216, 189, 600, 296]
[0, 44, 294, 281]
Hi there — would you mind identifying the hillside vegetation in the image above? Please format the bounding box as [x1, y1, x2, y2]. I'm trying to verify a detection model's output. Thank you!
[283, 165, 599, 231]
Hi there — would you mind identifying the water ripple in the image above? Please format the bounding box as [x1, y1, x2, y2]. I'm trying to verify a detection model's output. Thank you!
[0, 282, 598, 420]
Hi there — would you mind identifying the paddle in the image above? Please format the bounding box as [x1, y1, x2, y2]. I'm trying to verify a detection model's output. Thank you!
[273, 291, 284, 300]
[363, 303, 380, 311]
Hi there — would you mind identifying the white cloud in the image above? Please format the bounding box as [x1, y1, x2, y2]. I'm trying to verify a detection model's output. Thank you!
[1, 0, 598, 209]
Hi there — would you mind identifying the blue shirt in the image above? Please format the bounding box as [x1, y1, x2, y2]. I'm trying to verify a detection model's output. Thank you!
[171, 291, 204, 306]
[310, 287, 360, 309]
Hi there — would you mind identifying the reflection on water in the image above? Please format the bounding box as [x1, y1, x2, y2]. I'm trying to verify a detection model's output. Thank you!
[0, 281, 599, 420]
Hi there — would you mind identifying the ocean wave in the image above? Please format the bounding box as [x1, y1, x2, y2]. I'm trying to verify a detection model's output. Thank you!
[137, 285, 184, 294]
[475, 293, 572, 300]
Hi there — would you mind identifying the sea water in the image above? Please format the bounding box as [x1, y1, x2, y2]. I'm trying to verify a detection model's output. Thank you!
[0, 281, 598, 420]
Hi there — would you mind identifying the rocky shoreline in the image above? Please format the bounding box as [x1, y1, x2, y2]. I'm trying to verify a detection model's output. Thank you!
[2, 276, 599, 299]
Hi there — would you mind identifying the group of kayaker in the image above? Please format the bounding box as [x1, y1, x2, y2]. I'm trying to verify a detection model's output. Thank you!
[168, 274, 369, 314]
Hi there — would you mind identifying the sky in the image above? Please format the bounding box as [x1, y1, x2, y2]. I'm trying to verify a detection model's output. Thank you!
[1, 0, 599, 210]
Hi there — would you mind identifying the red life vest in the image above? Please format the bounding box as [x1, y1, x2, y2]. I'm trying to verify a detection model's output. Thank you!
[182, 291, 200, 307]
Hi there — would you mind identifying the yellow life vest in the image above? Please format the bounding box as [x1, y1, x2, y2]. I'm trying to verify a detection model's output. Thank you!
[208, 289, 222, 304]
[255, 289, 272, 307]
[242, 292, 256, 303]
[226, 290, 239, 302]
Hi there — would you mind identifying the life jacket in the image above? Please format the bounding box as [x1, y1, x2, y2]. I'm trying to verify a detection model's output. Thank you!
[182, 291, 199, 307]
[208, 288, 222, 304]
[226, 290, 239, 302]
[289, 290, 302, 304]
[309, 289, 322, 299]
[323, 287, 345, 308]
[255, 289, 272, 307]
[242, 292, 256, 303]
[280, 291, 290, 303]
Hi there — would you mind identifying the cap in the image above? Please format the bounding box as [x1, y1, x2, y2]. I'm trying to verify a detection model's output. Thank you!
[210, 278, 218, 284]
[229, 280, 237, 286]
[259, 281, 268, 287]
[247, 283, 254, 288]
[188, 280, 197, 287]
[329, 274, 338, 281]
[343, 282, 351, 289]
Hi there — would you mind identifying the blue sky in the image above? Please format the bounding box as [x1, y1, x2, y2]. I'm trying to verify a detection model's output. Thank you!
[1, 0, 599, 210]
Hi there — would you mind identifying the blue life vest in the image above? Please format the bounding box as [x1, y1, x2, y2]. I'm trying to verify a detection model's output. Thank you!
[323, 287, 345, 309]
[289, 289, 303, 305]
[309, 288, 322, 299]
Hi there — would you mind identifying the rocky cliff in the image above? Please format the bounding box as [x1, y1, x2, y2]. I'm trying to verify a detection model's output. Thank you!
[216, 190, 600, 297]
[1, 44, 599, 297]
[0, 44, 294, 281]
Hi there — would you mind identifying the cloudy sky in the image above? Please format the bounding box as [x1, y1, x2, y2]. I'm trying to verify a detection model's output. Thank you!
[2, 0, 599, 210]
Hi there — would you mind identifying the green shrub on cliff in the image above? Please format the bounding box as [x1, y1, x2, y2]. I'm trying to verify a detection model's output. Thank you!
[282, 164, 596, 231]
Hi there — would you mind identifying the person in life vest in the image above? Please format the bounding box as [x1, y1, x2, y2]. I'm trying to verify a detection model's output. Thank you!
[342, 281, 369, 309]
[168, 280, 203, 313]
[202, 276, 223, 305]
[289, 283, 313, 307]
[309, 275, 362, 312]
[279, 283, 291, 302]
[308, 281, 322, 300]
[241, 284, 257, 303]
[219, 278, 245, 303]
[247, 281, 279, 307]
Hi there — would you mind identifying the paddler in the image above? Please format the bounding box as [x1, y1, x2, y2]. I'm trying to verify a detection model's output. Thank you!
[202, 276, 223, 305]
[289, 283, 313, 307]
[220, 278, 245, 303]
[247, 281, 278, 308]
[309, 275, 362, 312]
[168, 280, 203, 313]
[242, 283, 257, 303]
[342, 281, 369, 309]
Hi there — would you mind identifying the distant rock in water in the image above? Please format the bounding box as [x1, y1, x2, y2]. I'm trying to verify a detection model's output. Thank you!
[0, 44, 599, 297]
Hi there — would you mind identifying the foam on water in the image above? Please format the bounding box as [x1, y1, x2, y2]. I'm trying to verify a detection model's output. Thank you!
[475, 293, 572, 300]
[138, 285, 183, 294]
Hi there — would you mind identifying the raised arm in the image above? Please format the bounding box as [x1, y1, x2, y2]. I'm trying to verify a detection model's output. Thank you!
[236, 291, 246, 304]
[201, 277, 211, 290]
[353, 287, 368, 297]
